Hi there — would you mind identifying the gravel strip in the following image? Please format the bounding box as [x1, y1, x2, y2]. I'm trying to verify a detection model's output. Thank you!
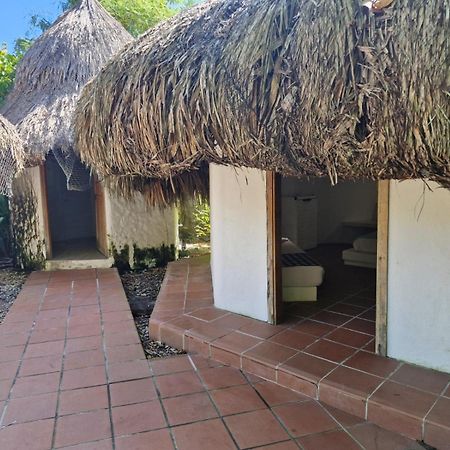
[0, 269, 29, 324]
[120, 268, 185, 359]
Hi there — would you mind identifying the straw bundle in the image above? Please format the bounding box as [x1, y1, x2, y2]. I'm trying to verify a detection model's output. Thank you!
[75, 0, 450, 194]
[0, 115, 25, 196]
[1, 0, 132, 166]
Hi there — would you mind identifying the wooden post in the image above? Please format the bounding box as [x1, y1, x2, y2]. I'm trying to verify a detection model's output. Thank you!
[267, 172, 282, 324]
[94, 178, 108, 257]
[39, 165, 52, 259]
[376, 180, 389, 356]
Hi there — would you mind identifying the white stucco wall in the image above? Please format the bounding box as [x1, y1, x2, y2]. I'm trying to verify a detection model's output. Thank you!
[282, 177, 377, 244]
[12, 169, 177, 268]
[209, 164, 269, 321]
[105, 188, 178, 263]
[10, 167, 48, 266]
[387, 180, 450, 373]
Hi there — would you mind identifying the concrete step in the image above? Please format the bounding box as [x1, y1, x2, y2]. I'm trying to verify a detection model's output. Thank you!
[45, 257, 114, 271]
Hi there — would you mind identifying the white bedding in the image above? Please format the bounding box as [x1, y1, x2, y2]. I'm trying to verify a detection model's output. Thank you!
[342, 248, 376, 269]
[353, 231, 377, 254]
[281, 238, 325, 288]
[283, 265, 325, 287]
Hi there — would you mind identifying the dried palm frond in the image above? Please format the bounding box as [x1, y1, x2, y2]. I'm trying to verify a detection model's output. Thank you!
[75, 0, 450, 195]
[106, 164, 210, 207]
[0, 115, 25, 196]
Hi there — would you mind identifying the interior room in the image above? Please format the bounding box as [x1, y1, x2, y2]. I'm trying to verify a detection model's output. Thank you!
[280, 177, 378, 318]
[45, 152, 103, 260]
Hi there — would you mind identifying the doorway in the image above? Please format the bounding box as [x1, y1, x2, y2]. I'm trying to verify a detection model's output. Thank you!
[267, 173, 388, 356]
[43, 153, 107, 261]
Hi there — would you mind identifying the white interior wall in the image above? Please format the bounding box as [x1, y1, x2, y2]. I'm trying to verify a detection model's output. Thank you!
[387, 180, 450, 373]
[282, 178, 377, 244]
[209, 164, 269, 321]
[105, 188, 178, 262]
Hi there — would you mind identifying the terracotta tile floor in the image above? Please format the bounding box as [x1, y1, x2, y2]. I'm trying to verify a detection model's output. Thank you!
[150, 258, 450, 449]
[0, 267, 445, 449]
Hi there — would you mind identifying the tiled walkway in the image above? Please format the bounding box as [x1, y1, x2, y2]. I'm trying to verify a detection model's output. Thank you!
[0, 268, 445, 450]
[150, 258, 450, 450]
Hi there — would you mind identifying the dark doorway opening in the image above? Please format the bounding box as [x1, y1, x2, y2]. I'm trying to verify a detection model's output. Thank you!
[45, 153, 104, 260]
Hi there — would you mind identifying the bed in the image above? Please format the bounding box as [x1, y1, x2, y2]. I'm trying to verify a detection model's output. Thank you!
[281, 239, 325, 302]
[342, 231, 377, 268]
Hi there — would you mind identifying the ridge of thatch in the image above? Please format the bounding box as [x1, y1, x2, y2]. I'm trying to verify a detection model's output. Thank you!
[1, 0, 133, 166]
[75, 0, 450, 193]
[0, 115, 25, 196]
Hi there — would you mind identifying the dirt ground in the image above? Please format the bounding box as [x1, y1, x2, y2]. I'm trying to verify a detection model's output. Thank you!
[0, 269, 28, 324]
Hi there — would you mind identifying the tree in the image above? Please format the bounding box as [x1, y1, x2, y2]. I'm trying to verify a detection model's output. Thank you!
[0, 0, 197, 105]
[62, 0, 196, 36]
[0, 12, 52, 106]
[0, 48, 21, 107]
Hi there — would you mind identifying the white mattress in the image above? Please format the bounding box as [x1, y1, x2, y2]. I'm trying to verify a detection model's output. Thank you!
[281, 238, 324, 287]
[342, 248, 376, 269]
[283, 265, 325, 287]
[353, 232, 377, 254]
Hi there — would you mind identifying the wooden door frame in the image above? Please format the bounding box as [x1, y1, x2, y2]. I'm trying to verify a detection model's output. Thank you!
[39, 165, 52, 259]
[266, 171, 283, 325]
[94, 178, 108, 257]
[40, 164, 109, 259]
[267, 176, 390, 353]
[376, 180, 389, 356]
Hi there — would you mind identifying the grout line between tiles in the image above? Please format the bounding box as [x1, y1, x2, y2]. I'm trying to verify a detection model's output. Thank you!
[0, 274, 50, 427]
[50, 277, 73, 449]
[421, 379, 448, 440]
[97, 270, 117, 450]
[319, 402, 365, 450]
[364, 361, 404, 421]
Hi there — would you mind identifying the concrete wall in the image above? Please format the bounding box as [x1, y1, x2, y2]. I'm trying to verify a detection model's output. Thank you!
[105, 188, 178, 264]
[387, 180, 450, 373]
[282, 178, 377, 244]
[209, 164, 269, 321]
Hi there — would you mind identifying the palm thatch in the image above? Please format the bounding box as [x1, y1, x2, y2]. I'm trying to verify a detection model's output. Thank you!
[75, 0, 450, 194]
[0, 115, 25, 196]
[107, 164, 210, 206]
[1, 0, 132, 167]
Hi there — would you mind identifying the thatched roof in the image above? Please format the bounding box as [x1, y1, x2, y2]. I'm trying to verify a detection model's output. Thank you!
[75, 0, 450, 195]
[108, 165, 210, 206]
[1, 0, 132, 166]
[0, 115, 25, 196]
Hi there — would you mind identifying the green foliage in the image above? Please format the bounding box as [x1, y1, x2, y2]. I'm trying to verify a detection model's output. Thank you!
[179, 199, 210, 244]
[0, 48, 21, 107]
[133, 244, 176, 270]
[63, 0, 196, 36]
[0, 0, 197, 108]
[14, 39, 33, 55]
[112, 242, 176, 272]
[178, 200, 195, 244]
[192, 202, 210, 243]
[111, 243, 131, 272]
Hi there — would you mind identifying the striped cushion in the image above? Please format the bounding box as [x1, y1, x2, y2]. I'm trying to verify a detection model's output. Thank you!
[281, 252, 321, 268]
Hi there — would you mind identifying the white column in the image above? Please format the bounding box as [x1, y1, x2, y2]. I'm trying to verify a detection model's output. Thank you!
[209, 164, 269, 321]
